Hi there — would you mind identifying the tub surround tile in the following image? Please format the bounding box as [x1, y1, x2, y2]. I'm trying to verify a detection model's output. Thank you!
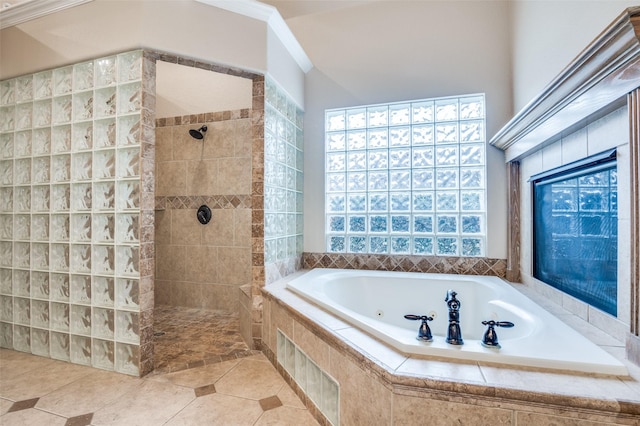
[542, 140, 563, 170]
[479, 364, 638, 408]
[396, 356, 486, 385]
[589, 306, 628, 344]
[559, 314, 625, 347]
[336, 327, 408, 372]
[561, 126, 589, 164]
[561, 292, 589, 320]
[303, 253, 508, 278]
[515, 412, 625, 426]
[293, 322, 332, 372]
[393, 392, 513, 425]
[262, 273, 640, 424]
[328, 345, 393, 426]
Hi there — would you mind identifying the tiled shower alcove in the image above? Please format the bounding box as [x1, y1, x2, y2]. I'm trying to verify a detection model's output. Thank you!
[0, 50, 154, 376]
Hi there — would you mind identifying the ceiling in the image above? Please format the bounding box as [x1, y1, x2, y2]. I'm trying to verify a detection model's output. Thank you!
[155, 62, 253, 119]
[259, 0, 383, 20]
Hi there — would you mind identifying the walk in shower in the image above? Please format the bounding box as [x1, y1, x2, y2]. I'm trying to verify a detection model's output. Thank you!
[152, 60, 255, 371]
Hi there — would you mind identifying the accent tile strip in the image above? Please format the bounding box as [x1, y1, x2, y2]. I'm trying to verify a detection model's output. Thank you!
[156, 108, 251, 127]
[302, 252, 507, 278]
[155, 195, 252, 210]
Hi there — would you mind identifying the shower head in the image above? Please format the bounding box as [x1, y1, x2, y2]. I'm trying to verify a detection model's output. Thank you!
[189, 125, 207, 140]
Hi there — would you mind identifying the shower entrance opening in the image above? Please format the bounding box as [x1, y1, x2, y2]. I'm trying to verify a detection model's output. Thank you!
[532, 149, 618, 316]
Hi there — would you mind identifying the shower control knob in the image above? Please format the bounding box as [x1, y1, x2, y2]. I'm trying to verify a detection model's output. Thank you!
[197, 205, 212, 225]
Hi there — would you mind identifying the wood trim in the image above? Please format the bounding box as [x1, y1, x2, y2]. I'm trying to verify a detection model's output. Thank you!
[506, 161, 521, 283]
[490, 7, 640, 161]
[629, 89, 640, 337]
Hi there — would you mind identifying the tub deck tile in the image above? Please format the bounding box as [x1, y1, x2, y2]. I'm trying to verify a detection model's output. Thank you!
[261, 271, 640, 422]
[336, 327, 408, 372]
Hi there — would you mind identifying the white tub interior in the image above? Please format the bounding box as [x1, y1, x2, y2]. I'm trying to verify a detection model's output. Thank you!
[287, 269, 628, 376]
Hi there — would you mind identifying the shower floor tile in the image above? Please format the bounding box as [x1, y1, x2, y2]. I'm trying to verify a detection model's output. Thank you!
[153, 305, 259, 374]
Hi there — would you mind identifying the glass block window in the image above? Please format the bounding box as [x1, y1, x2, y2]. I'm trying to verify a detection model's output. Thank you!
[533, 151, 617, 316]
[325, 95, 486, 256]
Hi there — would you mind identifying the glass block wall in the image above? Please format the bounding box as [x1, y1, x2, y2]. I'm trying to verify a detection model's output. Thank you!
[263, 77, 304, 282]
[0, 50, 154, 376]
[325, 95, 486, 257]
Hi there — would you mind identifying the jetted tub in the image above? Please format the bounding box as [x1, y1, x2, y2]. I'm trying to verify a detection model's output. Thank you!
[287, 268, 628, 375]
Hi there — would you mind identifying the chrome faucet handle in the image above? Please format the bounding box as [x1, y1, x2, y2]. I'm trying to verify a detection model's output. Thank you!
[481, 320, 514, 348]
[404, 314, 434, 342]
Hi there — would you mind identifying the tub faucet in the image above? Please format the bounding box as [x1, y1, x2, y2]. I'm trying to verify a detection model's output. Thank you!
[404, 314, 434, 342]
[481, 320, 514, 348]
[445, 290, 463, 345]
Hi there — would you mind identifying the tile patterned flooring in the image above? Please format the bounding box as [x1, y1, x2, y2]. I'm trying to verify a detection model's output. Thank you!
[153, 306, 260, 373]
[0, 306, 319, 425]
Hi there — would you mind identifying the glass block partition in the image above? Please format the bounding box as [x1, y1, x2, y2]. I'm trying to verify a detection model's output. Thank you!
[325, 95, 487, 257]
[263, 77, 304, 277]
[0, 50, 153, 376]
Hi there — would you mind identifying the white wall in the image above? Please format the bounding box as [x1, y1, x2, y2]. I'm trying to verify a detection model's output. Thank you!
[0, 0, 268, 79]
[291, 1, 512, 258]
[510, 0, 640, 112]
[266, 25, 305, 108]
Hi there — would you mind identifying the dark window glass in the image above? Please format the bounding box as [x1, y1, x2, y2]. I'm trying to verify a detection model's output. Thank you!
[533, 162, 617, 316]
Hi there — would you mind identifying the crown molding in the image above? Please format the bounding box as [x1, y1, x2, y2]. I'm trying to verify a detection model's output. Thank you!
[0, 0, 93, 30]
[490, 6, 640, 162]
[195, 0, 313, 73]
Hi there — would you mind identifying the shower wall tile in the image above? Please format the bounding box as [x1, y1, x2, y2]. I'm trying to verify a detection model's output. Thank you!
[154, 110, 252, 311]
[0, 50, 147, 376]
[156, 161, 186, 196]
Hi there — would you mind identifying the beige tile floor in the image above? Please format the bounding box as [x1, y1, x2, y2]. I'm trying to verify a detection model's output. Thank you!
[0, 348, 319, 426]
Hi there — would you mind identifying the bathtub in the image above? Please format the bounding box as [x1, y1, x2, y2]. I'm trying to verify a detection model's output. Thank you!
[287, 268, 627, 376]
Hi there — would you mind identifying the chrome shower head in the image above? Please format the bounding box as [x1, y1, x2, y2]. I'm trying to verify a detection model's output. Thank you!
[189, 125, 207, 140]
